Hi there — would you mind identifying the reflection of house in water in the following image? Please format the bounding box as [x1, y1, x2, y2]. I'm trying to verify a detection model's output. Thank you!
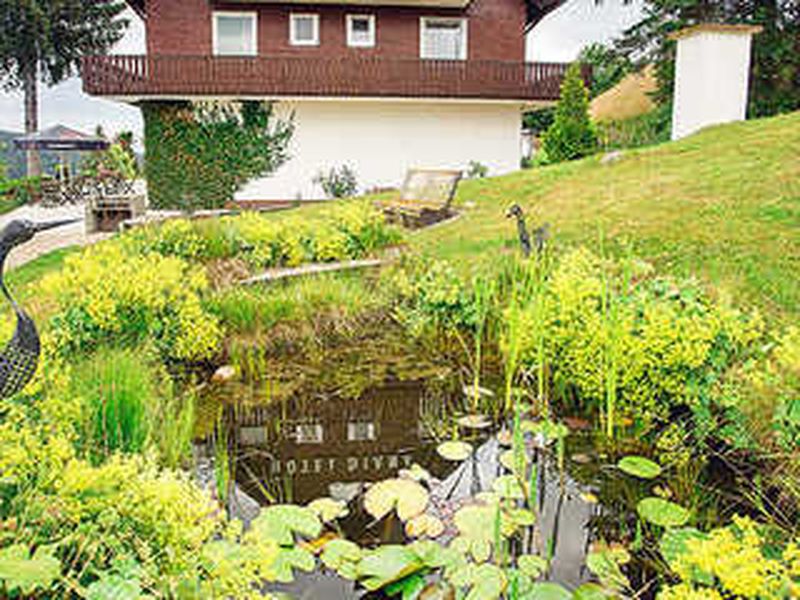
[229, 381, 442, 504]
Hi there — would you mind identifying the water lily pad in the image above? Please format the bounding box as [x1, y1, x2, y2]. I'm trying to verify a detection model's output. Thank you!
[573, 583, 611, 600]
[252, 505, 322, 546]
[357, 545, 424, 591]
[399, 463, 432, 483]
[465, 564, 505, 600]
[492, 475, 526, 499]
[637, 497, 690, 528]
[308, 497, 349, 522]
[571, 453, 593, 465]
[617, 456, 662, 479]
[437, 441, 473, 462]
[458, 414, 492, 430]
[518, 554, 548, 578]
[321, 539, 362, 576]
[454, 505, 496, 541]
[364, 478, 429, 522]
[405, 514, 445, 539]
[527, 582, 572, 600]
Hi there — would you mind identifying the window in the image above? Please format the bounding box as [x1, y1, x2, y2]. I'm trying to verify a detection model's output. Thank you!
[347, 14, 375, 48]
[213, 12, 257, 56]
[420, 17, 467, 60]
[290, 13, 320, 46]
[347, 421, 376, 442]
[295, 423, 324, 444]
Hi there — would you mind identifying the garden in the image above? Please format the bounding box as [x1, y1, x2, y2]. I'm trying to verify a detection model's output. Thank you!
[0, 126, 798, 598]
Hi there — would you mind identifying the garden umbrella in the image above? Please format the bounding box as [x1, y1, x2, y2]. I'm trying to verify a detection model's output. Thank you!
[13, 125, 109, 181]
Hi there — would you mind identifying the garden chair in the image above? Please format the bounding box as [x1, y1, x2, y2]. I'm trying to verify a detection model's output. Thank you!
[380, 168, 462, 229]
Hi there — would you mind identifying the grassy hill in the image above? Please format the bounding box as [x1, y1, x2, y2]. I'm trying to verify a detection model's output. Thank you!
[416, 111, 800, 323]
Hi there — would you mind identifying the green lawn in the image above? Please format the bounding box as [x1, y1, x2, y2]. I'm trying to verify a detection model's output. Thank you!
[414, 111, 800, 323]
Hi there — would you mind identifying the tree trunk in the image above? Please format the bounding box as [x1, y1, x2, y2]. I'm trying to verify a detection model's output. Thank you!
[23, 62, 41, 178]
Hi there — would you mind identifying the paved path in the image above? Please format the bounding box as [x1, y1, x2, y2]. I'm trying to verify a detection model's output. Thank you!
[0, 204, 112, 271]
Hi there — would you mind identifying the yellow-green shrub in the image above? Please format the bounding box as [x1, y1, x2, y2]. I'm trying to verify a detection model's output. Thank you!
[39, 241, 222, 361]
[658, 516, 800, 599]
[511, 248, 764, 428]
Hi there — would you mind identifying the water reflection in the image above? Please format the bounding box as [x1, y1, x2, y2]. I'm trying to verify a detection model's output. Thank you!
[199, 376, 607, 593]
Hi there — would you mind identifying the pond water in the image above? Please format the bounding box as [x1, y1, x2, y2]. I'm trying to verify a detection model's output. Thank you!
[197, 369, 636, 597]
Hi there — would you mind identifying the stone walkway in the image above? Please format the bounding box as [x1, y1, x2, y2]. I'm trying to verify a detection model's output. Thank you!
[0, 204, 112, 271]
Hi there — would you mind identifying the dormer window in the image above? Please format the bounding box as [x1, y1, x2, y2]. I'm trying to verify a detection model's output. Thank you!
[290, 13, 320, 46]
[347, 15, 376, 48]
[213, 12, 257, 56]
[420, 17, 467, 60]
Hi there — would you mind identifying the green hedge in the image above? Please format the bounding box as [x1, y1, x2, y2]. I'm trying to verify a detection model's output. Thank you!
[141, 101, 293, 210]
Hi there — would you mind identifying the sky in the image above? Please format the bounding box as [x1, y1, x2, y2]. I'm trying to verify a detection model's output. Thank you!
[0, 0, 644, 143]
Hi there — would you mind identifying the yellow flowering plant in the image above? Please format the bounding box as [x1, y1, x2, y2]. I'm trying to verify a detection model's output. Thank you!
[39, 240, 222, 362]
[658, 516, 800, 599]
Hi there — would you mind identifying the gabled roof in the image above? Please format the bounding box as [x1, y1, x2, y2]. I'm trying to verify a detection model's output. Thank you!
[126, 0, 564, 26]
[13, 125, 109, 152]
[126, 0, 145, 19]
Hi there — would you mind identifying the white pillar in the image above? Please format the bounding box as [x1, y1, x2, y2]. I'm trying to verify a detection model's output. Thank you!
[670, 24, 762, 140]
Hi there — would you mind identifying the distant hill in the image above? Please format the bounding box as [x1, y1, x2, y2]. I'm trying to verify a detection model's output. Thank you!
[590, 65, 658, 123]
[0, 130, 87, 180]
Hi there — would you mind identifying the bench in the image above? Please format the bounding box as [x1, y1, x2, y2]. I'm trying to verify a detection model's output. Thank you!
[380, 168, 462, 229]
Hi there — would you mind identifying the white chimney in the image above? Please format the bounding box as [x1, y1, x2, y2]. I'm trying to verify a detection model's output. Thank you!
[670, 24, 762, 140]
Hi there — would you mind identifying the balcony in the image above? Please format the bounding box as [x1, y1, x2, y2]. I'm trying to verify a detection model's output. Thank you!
[82, 55, 579, 102]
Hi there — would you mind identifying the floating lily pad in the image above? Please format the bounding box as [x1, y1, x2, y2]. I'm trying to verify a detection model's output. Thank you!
[492, 475, 525, 499]
[571, 453, 593, 465]
[308, 497, 349, 522]
[405, 514, 445, 539]
[637, 497, 690, 528]
[457, 414, 492, 430]
[518, 554, 548, 578]
[399, 463, 432, 483]
[437, 441, 473, 462]
[617, 456, 662, 479]
[527, 582, 572, 600]
[251, 505, 322, 546]
[358, 545, 425, 591]
[364, 478, 429, 522]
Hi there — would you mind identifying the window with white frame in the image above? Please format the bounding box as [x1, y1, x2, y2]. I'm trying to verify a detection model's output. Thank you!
[346, 14, 375, 48]
[213, 12, 257, 56]
[420, 17, 467, 60]
[290, 13, 320, 46]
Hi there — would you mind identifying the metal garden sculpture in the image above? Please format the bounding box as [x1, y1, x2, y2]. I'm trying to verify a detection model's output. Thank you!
[506, 204, 550, 258]
[0, 219, 78, 398]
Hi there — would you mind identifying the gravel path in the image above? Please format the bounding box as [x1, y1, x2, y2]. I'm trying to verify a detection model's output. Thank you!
[0, 204, 113, 271]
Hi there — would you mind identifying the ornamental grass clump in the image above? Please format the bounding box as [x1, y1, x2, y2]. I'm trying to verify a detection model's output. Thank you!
[39, 241, 222, 362]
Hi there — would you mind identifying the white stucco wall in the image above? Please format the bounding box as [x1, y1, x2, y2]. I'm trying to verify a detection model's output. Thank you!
[235, 100, 522, 200]
[672, 29, 756, 140]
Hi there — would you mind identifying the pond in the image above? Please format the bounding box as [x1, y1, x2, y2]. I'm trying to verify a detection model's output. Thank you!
[197, 353, 654, 598]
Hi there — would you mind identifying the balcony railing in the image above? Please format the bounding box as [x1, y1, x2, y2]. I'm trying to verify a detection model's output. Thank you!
[82, 55, 581, 101]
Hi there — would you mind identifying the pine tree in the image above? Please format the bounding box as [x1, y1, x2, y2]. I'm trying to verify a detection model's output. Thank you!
[0, 1, 129, 176]
[542, 64, 598, 163]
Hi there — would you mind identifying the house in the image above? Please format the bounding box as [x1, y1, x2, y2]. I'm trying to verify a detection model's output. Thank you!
[83, 0, 573, 200]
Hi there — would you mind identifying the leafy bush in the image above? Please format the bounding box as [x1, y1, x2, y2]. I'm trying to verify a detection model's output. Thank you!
[314, 164, 358, 199]
[40, 241, 222, 362]
[142, 100, 293, 210]
[128, 201, 400, 269]
[658, 516, 800, 599]
[466, 161, 489, 179]
[542, 63, 598, 163]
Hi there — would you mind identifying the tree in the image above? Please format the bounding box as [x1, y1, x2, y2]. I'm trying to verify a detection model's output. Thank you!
[612, 0, 800, 117]
[0, 1, 129, 176]
[541, 63, 598, 163]
[578, 43, 633, 98]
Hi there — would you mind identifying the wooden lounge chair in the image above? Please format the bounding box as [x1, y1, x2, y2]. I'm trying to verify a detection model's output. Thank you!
[380, 168, 462, 229]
